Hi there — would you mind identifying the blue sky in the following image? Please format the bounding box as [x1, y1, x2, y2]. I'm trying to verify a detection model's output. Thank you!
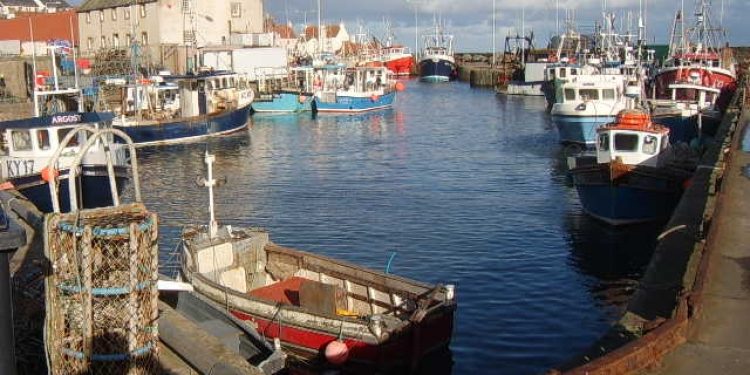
[265, 0, 748, 52]
[69, 1, 749, 51]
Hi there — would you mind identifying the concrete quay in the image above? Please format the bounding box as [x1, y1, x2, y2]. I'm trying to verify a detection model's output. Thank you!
[647, 103, 750, 374]
[551, 82, 749, 374]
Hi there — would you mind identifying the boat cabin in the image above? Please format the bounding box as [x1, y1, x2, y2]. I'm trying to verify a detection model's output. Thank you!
[545, 66, 579, 82]
[175, 72, 254, 117]
[560, 78, 623, 104]
[596, 111, 670, 167]
[0, 112, 114, 178]
[667, 82, 720, 108]
[316, 66, 391, 94]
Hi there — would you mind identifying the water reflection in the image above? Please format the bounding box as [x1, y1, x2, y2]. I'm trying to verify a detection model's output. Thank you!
[565, 210, 661, 317]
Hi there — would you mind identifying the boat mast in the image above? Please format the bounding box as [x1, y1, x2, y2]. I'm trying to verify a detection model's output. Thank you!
[492, 0, 496, 66]
[317, 0, 322, 54]
[200, 151, 219, 239]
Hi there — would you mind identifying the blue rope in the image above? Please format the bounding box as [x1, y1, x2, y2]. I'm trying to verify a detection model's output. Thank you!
[62, 342, 154, 362]
[57, 216, 154, 236]
[385, 251, 397, 274]
[57, 280, 152, 296]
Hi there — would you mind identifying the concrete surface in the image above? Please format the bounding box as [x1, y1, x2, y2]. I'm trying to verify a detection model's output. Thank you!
[650, 113, 750, 374]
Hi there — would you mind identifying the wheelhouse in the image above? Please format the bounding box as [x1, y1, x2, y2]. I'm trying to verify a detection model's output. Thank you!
[596, 127, 670, 167]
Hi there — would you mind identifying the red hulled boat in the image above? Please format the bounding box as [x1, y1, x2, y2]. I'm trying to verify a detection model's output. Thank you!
[182, 153, 456, 372]
[649, 0, 737, 110]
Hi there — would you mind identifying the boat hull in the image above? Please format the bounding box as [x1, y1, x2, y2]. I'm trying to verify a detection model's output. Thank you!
[418, 58, 456, 82]
[9, 166, 129, 213]
[114, 104, 251, 146]
[551, 115, 616, 145]
[231, 307, 454, 368]
[385, 55, 414, 76]
[312, 91, 396, 113]
[570, 165, 686, 225]
[252, 92, 313, 113]
[651, 111, 723, 144]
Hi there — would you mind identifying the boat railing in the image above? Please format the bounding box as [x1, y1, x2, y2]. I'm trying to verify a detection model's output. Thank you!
[45, 126, 140, 213]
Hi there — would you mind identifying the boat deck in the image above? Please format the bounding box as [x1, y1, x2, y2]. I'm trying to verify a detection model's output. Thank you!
[249, 276, 306, 306]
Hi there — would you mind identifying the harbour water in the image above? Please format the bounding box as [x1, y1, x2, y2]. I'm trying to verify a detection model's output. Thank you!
[131, 80, 662, 374]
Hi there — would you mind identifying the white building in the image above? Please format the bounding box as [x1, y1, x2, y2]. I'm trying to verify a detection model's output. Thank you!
[0, 0, 70, 18]
[77, 0, 264, 54]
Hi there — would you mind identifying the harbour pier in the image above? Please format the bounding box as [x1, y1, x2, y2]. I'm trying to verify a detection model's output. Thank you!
[551, 79, 750, 374]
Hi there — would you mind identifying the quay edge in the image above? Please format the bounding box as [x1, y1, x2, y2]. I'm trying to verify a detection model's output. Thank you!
[549, 75, 750, 374]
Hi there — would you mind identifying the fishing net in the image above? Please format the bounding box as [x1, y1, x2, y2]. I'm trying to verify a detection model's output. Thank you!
[44, 203, 159, 374]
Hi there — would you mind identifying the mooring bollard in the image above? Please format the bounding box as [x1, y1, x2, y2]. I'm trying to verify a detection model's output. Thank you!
[0, 204, 27, 375]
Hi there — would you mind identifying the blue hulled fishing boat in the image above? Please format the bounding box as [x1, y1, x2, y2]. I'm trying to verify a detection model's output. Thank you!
[568, 110, 694, 225]
[112, 71, 254, 146]
[418, 22, 456, 82]
[0, 112, 130, 213]
[252, 67, 315, 114]
[312, 66, 403, 113]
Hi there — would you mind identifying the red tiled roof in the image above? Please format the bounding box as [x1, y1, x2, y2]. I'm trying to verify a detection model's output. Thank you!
[273, 24, 296, 39]
[304, 25, 341, 39]
[0, 10, 78, 43]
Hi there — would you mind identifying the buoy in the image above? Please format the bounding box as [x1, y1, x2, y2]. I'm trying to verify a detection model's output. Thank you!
[394, 81, 406, 91]
[370, 94, 379, 102]
[41, 167, 59, 182]
[324, 340, 349, 365]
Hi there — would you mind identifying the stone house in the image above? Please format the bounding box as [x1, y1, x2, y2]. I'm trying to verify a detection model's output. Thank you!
[302, 23, 350, 55]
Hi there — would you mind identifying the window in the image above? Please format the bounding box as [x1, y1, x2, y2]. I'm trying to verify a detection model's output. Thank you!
[87, 37, 93, 50]
[602, 89, 615, 100]
[564, 88, 575, 101]
[113, 34, 119, 48]
[86, 12, 91, 24]
[141, 32, 148, 45]
[99, 10, 104, 22]
[579, 89, 599, 100]
[11, 130, 32, 151]
[140, 4, 146, 18]
[57, 128, 79, 147]
[661, 136, 669, 150]
[111, 8, 117, 20]
[36, 130, 51, 150]
[126, 33, 131, 46]
[559, 69, 567, 78]
[124, 8, 130, 20]
[231, 2, 242, 18]
[101, 35, 107, 48]
[571, 69, 578, 75]
[614, 133, 639, 152]
[598, 133, 609, 151]
[642, 135, 658, 155]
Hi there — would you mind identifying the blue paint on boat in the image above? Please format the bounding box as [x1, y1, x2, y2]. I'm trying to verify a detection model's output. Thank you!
[252, 92, 313, 113]
[419, 59, 456, 82]
[551, 115, 615, 145]
[11, 167, 129, 213]
[652, 113, 722, 144]
[114, 104, 251, 146]
[312, 91, 396, 113]
[574, 184, 682, 225]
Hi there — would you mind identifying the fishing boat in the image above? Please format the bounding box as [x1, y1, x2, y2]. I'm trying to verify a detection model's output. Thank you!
[180, 152, 456, 370]
[568, 110, 694, 225]
[648, 0, 736, 112]
[418, 22, 456, 82]
[551, 73, 630, 145]
[111, 71, 254, 146]
[311, 66, 403, 113]
[0, 54, 130, 213]
[252, 67, 315, 114]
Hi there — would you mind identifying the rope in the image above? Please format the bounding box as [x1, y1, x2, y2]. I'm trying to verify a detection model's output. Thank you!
[385, 251, 397, 274]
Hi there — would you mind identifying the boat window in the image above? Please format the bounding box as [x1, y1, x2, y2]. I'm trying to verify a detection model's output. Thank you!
[598, 133, 609, 151]
[57, 128, 80, 147]
[36, 130, 51, 150]
[661, 136, 669, 150]
[11, 130, 32, 151]
[559, 69, 567, 78]
[579, 89, 599, 100]
[571, 69, 577, 75]
[602, 89, 615, 100]
[564, 88, 575, 101]
[614, 133, 639, 152]
[642, 135, 658, 155]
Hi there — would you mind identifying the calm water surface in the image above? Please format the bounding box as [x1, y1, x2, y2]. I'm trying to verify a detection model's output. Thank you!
[131, 81, 660, 374]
